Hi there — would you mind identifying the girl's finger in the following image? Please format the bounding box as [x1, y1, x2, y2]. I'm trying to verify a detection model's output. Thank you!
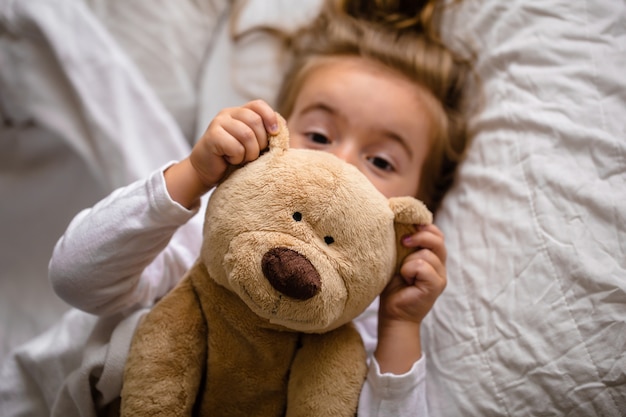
[245, 99, 279, 135]
[400, 258, 447, 294]
[407, 249, 446, 278]
[402, 226, 446, 264]
[212, 121, 252, 165]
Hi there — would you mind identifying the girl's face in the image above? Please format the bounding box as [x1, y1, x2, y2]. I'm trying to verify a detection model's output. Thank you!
[287, 56, 435, 198]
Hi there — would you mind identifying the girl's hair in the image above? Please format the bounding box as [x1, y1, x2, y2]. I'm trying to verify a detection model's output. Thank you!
[276, 0, 471, 212]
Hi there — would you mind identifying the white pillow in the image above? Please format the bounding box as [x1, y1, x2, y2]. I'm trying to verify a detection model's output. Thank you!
[194, 0, 323, 136]
[83, 0, 231, 143]
[83, 0, 324, 144]
[428, 0, 626, 415]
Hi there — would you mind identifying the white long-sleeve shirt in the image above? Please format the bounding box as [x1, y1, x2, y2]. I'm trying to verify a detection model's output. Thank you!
[48, 164, 429, 416]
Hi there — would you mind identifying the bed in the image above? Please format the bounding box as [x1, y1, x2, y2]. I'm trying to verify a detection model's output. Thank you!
[1, 0, 624, 415]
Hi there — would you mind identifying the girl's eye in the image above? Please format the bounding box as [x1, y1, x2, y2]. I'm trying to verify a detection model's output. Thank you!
[368, 156, 394, 172]
[306, 132, 330, 145]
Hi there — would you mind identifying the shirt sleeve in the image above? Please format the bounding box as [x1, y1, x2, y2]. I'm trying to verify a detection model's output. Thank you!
[49, 163, 207, 316]
[358, 356, 428, 417]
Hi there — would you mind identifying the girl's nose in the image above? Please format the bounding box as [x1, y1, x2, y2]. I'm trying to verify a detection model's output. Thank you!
[332, 142, 359, 166]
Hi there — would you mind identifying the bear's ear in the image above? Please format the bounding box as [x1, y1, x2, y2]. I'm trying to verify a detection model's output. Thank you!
[388, 197, 433, 274]
[268, 114, 290, 155]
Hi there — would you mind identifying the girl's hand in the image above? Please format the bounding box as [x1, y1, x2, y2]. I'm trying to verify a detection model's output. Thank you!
[165, 100, 279, 208]
[374, 223, 447, 374]
[382, 223, 447, 324]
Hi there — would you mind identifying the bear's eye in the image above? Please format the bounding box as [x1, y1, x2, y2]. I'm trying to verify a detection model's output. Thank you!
[292, 212, 302, 222]
[324, 236, 335, 245]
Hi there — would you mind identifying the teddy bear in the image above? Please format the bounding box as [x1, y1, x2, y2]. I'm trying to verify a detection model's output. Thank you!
[119, 117, 433, 417]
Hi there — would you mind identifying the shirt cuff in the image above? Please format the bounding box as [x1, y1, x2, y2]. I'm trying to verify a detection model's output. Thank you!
[366, 354, 427, 400]
[146, 162, 201, 223]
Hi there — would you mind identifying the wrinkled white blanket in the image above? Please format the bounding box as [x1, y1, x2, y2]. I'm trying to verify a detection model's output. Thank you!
[1, 309, 145, 417]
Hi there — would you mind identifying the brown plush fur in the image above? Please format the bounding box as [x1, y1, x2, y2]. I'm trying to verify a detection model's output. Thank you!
[120, 118, 432, 417]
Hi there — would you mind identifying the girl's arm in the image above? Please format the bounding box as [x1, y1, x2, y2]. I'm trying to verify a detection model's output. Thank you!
[376, 224, 446, 373]
[49, 167, 205, 316]
[354, 223, 446, 416]
[354, 300, 429, 417]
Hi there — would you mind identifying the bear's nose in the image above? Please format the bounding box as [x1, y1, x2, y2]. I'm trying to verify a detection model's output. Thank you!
[261, 247, 321, 300]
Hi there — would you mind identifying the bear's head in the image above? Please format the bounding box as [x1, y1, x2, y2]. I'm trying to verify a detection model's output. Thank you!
[200, 118, 432, 333]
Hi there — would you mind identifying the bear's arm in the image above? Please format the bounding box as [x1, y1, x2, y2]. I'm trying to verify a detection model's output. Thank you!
[286, 323, 368, 417]
[120, 272, 207, 417]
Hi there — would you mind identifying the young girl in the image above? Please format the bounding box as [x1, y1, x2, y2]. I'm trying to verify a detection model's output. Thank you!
[49, 0, 470, 415]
